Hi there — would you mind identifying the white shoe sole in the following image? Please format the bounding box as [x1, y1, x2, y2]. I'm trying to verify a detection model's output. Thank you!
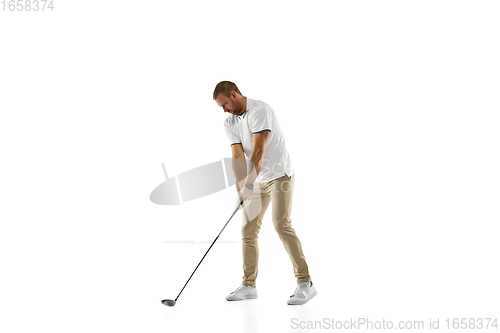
[226, 294, 258, 301]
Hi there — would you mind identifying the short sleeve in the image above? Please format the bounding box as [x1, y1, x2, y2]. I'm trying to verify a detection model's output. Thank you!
[250, 107, 272, 134]
[224, 121, 241, 146]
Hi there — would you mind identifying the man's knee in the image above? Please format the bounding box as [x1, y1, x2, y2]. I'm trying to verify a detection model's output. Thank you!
[242, 220, 261, 243]
[273, 217, 293, 235]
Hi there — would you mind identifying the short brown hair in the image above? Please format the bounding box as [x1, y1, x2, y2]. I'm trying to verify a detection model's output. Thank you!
[213, 81, 242, 100]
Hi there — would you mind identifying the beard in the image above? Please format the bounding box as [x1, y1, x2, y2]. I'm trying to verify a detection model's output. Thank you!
[230, 105, 243, 116]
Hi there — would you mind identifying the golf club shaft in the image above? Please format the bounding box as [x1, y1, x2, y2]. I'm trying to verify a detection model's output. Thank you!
[174, 201, 244, 301]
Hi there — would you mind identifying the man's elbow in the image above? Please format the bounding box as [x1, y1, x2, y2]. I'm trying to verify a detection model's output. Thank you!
[251, 148, 264, 160]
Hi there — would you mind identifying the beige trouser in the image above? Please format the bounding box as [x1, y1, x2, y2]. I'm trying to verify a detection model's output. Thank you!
[241, 174, 310, 287]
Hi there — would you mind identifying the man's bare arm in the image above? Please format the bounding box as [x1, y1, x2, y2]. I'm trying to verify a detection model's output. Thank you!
[231, 143, 247, 192]
[245, 130, 270, 185]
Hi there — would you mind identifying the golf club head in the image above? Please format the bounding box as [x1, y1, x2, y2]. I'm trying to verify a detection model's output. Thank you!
[161, 299, 176, 307]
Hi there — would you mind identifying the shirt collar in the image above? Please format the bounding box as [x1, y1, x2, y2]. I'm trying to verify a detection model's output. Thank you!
[236, 98, 250, 120]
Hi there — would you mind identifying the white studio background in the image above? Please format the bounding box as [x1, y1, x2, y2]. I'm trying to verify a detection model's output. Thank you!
[1, 1, 499, 333]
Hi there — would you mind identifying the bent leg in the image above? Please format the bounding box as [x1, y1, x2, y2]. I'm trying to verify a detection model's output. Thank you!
[271, 175, 311, 283]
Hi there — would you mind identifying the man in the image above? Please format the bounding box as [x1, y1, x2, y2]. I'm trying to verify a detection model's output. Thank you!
[213, 81, 317, 305]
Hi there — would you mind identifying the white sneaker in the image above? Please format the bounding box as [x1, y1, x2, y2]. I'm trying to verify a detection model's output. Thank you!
[226, 285, 258, 301]
[287, 281, 317, 305]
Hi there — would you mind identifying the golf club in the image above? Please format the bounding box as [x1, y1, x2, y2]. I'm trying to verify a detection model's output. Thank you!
[161, 200, 244, 307]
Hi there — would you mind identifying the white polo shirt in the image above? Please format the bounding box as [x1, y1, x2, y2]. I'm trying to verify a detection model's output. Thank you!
[223, 98, 295, 183]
